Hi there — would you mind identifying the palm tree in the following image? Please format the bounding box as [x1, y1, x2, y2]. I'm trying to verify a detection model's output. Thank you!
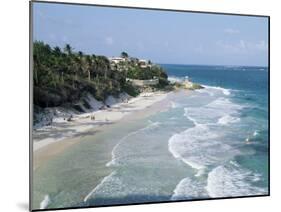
[120, 51, 129, 58]
[91, 54, 97, 78]
[100, 56, 110, 80]
[78, 51, 83, 58]
[73, 55, 81, 81]
[54, 46, 61, 56]
[76, 51, 86, 79]
[33, 54, 39, 86]
[95, 56, 109, 80]
[85, 55, 92, 81]
[64, 44, 73, 55]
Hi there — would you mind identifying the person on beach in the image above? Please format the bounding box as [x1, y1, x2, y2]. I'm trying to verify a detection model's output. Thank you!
[67, 115, 73, 122]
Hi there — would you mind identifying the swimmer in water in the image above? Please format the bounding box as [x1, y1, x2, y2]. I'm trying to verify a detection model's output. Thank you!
[245, 137, 250, 144]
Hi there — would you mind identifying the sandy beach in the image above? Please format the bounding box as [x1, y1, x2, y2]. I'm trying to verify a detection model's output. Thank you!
[33, 91, 172, 170]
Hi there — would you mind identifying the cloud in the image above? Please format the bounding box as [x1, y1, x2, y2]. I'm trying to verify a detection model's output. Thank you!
[224, 28, 240, 34]
[255, 40, 268, 51]
[36, 9, 76, 27]
[216, 40, 268, 54]
[216, 40, 243, 53]
[105, 36, 114, 45]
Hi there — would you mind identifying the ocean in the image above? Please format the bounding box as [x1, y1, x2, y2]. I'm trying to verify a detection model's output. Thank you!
[33, 64, 269, 209]
[164, 64, 269, 199]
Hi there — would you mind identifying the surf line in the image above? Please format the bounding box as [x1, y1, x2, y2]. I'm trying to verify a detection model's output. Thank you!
[83, 171, 116, 203]
[106, 121, 160, 167]
[40, 195, 50, 209]
[84, 121, 161, 202]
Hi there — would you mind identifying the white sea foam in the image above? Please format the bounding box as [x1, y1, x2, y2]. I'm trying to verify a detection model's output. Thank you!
[203, 85, 231, 96]
[170, 101, 180, 109]
[207, 97, 243, 111]
[169, 98, 242, 172]
[106, 121, 160, 167]
[253, 173, 263, 182]
[84, 171, 117, 202]
[40, 195, 50, 209]
[253, 130, 259, 137]
[195, 168, 206, 177]
[183, 108, 199, 126]
[183, 97, 242, 127]
[168, 123, 222, 171]
[84, 167, 162, 201]
[229, 160, 240, 167]
[168, 76, 188, 83]
[147, 120, 161, 127]
[196, 88, 215, 96]
[223, 89, 231, 96]
[206, 165, 267, 198]
[171, 177, 208, 200]
[218, 115, 240, 125]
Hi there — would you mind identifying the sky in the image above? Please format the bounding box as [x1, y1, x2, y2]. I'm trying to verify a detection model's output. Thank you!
[33, 2, 269, 66]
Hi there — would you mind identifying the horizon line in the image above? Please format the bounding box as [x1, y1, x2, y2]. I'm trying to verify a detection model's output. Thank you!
[157, 62, 268, 68]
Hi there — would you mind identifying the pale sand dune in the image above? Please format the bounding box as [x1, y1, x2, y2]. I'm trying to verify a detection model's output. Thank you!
[33, 92, 168, 152]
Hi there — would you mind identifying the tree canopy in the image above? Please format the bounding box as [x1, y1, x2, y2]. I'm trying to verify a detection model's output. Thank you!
[33, 41, 168, 108]
[120, 51, 129, 58]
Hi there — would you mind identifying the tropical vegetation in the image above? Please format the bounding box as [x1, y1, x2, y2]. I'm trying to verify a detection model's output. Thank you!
[33, 41, 169, 108]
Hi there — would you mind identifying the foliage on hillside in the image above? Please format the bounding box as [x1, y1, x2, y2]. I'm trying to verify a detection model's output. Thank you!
[33, 41, 169, 108]
[127, 65, 169, 87]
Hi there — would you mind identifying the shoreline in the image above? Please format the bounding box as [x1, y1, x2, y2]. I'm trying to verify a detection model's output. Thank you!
[33, 91, 167, 151]
[33, 90, 177, 170]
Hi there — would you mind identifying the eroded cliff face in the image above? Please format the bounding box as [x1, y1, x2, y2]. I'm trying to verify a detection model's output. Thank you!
[33, 92, 131, 128]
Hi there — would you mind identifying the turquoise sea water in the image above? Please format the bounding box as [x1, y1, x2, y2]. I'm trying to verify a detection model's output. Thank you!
[83, 64, 269, 205]
[164, 64, 269, 198]
[34, 64, 269, 209]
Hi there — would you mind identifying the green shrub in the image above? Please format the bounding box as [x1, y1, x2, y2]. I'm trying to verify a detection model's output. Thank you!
[122, 82, 140, 97]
